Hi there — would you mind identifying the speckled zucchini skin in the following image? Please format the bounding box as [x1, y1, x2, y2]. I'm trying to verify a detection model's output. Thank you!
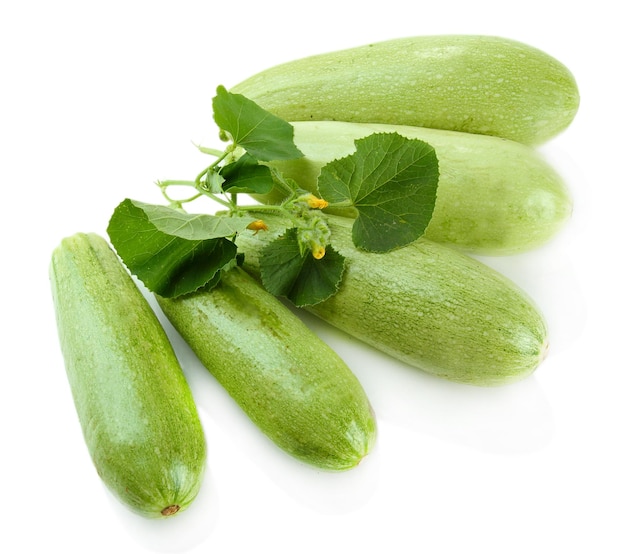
[49, 233, 207, 518]
[258, 121, 573, 255]
[236, 215, 549, 386]
[231, 35, 579, 145]
[157, 267, 376, 470]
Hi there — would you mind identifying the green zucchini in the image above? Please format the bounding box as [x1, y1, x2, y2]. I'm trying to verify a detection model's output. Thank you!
[156, 267, 376, 471]
[49, 233, 207, 518]
[236, 214, 549, 386]
[258, 120, 573, 255]
[231, 35, 579, 145]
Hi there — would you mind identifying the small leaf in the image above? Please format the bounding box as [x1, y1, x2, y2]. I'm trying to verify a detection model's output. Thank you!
[107, 199, 238, 297]
[317, 132, 439, 252]
[259, 228, 345, 307]
[212, 85, 303, 161]
[205, 169, 226, 194]
[220, 153, 275, 194]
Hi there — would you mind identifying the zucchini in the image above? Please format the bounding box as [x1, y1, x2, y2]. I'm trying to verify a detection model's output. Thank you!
[231, 35, 579, 145]
[236, 214, 549, 386]
[258, 120, 573, 255]
[49, 233, 207, 518]
[156, 267, 376, 471]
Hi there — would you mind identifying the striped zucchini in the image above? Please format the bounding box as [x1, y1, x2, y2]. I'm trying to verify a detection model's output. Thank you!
[236, 214, 549, 386]
[157, 267, 376, 470]
[231, 35, 579, 145]
[49, 233, 207, 517]
[258, 120, 573, 255]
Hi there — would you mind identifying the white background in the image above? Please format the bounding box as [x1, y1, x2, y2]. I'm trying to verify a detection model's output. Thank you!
[2, 1, 624, 552]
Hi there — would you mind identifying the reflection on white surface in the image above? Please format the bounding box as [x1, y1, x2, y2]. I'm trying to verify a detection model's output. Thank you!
[223, 423, 381, 515]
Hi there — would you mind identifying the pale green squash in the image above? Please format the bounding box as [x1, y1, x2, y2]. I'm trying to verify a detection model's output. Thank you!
[50, 233, 207, 517]
[157, 267, 376, 470]
[259, 120, 573, 255]
[236, 214, 549, 386]
[231, 35, 579, 145]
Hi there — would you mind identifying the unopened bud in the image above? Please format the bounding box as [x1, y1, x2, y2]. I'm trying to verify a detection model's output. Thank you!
[312, 245, 326, 259]
[305, 194, 329, 210]
[246, 219, 269, 234]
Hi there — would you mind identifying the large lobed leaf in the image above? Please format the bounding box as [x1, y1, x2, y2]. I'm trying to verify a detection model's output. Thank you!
[317, 132, 439, 252]
[107, 199, 240, 298]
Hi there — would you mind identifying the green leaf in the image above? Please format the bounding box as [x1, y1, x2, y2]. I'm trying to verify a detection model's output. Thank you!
[205, 169, 226, 194]
[107, 199, 238, 297]
[212, 85, 303, 161]
[220, 153, 275, 195]
[259, 228, 345, 307]
[317, 132, 439, 252]
[129, 199, 256, 240]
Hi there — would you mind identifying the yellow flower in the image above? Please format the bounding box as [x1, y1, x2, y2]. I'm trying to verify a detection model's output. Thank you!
[246, 219, 269, 234]
[311, 245, 326, 259]
[305, 195, 329, 210]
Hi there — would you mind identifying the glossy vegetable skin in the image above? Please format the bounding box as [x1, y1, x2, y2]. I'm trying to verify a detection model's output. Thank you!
[157, 267, 376, 470]
[231, 35, 579, 145]
[236, 215, 549, 386]
[50, 233, 207, 517]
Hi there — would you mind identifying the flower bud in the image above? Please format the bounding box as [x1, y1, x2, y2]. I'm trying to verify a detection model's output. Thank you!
[246, 220, 269, 234]
[311, 245, 326, 259]
[305, 195, 329, 209]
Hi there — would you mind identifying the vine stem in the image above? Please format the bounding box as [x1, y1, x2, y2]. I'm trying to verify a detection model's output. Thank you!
[156, 179, 233, 210]
[156, 180, 196, 206]
[269, 167, 300, 201]
[193, 143, 225, 157]
[231, 203, 299, 230]
[234, 203, 292, 218]
[195, 146, 234, 185]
